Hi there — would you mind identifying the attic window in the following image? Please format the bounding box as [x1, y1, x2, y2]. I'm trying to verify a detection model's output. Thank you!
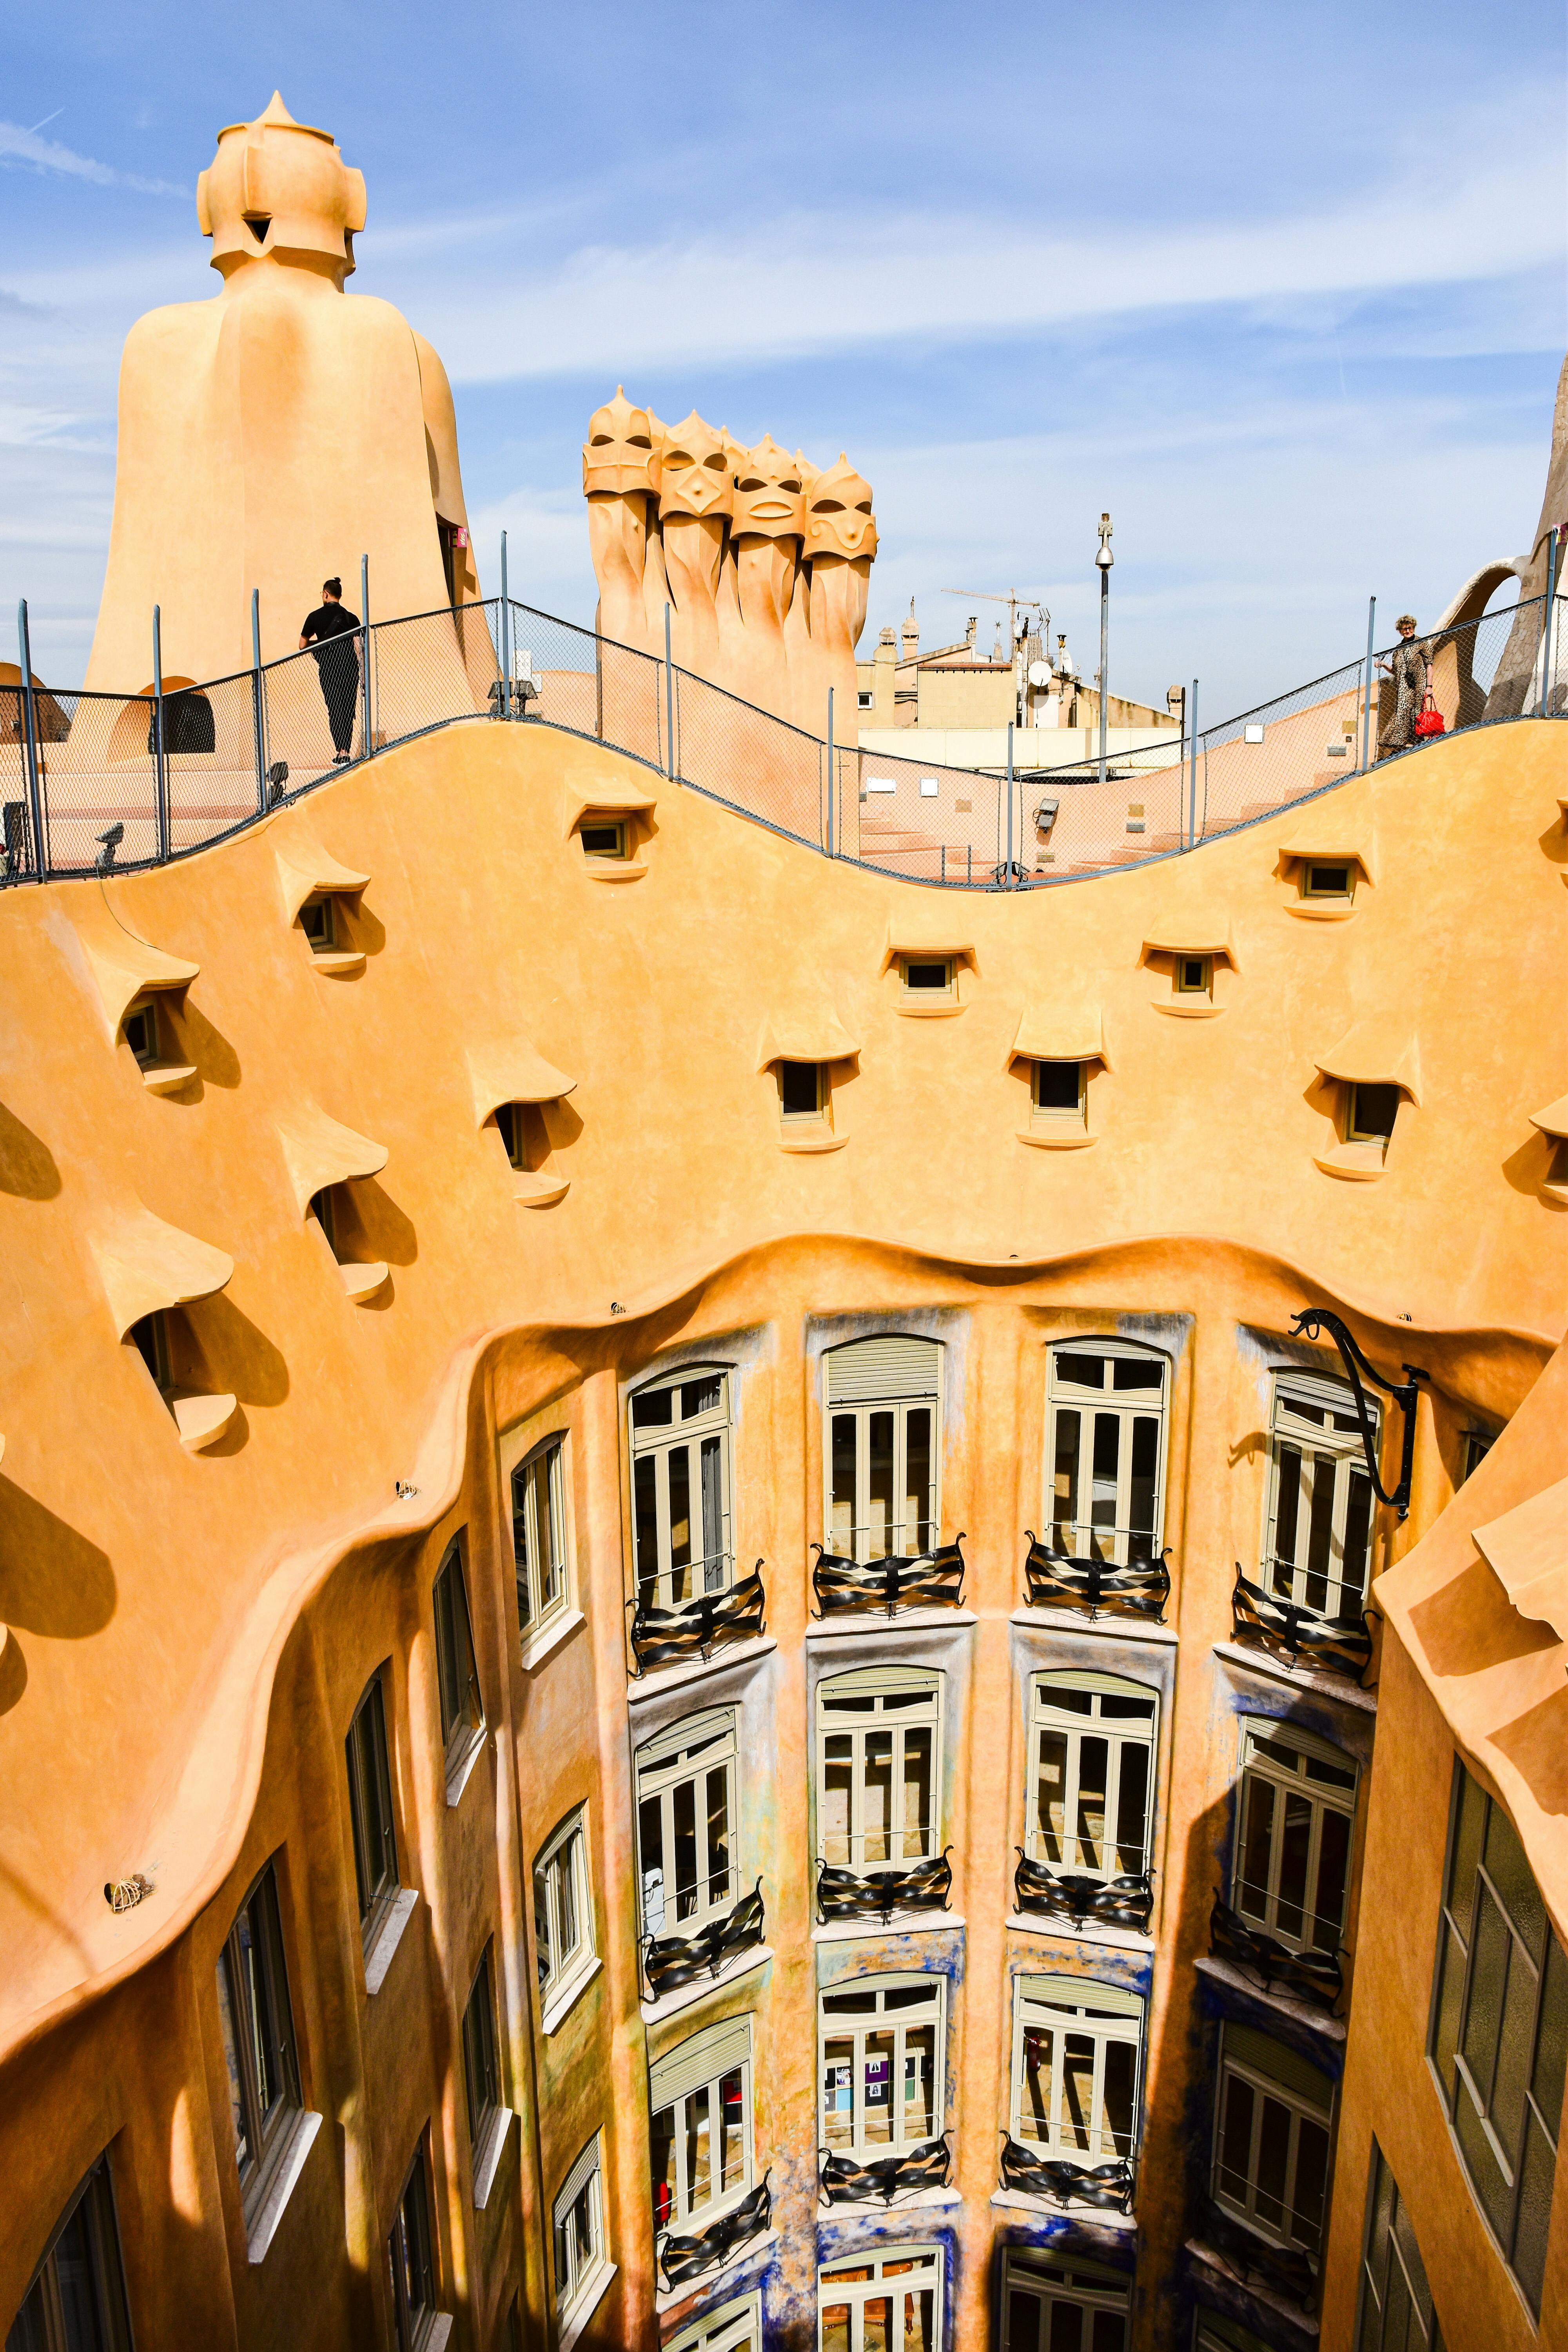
[1174, 956, 1212, 998]
[579, 819, 627, 860]
[124, 999, 160, 1066]
[309, 1185, 389, 1302]
[780, 1061, 825, 1122]
[243, 214, 271, 243]
[901, 956, 954, 999]
[1302, 861, 1353, 902]
[1033, 1061, 1086, 1128]
[1346, 1084, 1399, 1150]
[299, 895, 337, 949]
[496, 1101, 553, 1174]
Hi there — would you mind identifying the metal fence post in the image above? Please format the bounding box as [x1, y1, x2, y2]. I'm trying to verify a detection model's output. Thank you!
[359, 553, 372, 758]
[499, 531, 510, 719]
[1541, 529, 1558, 719]
[1361, 596, 1376, 771]
[152, 604, 169, 861]
[250, 588, 266, 812]
[664, 603, 675, 781]
[16, 600, 45, 881]
[1006, 721, 1014, 885]
[1188, 679, 1198, 848]
[826, 688, 835, 857]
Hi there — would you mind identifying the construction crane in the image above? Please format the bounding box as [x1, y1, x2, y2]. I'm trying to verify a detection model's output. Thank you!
[940, 588, 1049, 659]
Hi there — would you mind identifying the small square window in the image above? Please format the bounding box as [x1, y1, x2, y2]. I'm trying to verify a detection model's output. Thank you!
[1302, 861, 1353, 901]
[1460, 1428, 1494, 1483]
[299, 894, 337, 948]
[131, 1308, 172, 1391]
[901, 956, 954, 996]
[579, 819, 628, 859]
[433, 1541, 484, 1778]
[857, 690, 873, 710]
[1174, 955, 1212, 997]
[780, 1060, 824, 1120]
[1033, 1060, 1086, 1123]
[123, 998, 160, 1064]
[1348, 1084, 1399, 1146]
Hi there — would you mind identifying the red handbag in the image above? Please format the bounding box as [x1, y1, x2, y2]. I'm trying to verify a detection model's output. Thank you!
[1415, 691, 1446, 738]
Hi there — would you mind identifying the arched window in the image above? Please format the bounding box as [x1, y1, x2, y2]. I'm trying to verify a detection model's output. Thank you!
[823, 1335, 941, 1563]
[1045, 1338, 1169, 1565]
[630, 1366, 733, 1606]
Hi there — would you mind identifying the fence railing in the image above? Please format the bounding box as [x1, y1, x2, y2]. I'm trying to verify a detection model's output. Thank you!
[4, 586, 1561, 891]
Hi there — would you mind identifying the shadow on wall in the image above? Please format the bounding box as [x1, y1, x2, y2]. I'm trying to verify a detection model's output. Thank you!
[1500, 1133, 1568, 1208]
[1492, 1686, 1568, 1817]
[187, 1293, 290, 1409]
[1407, 1559, 1562, 1682]
[0, 1481, 116, 1640]
[0, 1102, 61, 1201]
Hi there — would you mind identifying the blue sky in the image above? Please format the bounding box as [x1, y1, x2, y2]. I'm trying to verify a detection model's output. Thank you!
[1, 0, 1563, 713]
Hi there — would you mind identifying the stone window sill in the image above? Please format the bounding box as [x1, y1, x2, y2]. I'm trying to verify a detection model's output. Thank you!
[1193, 1953, 1346, 2042]
[559, 2261, 617, 2352]
[780, 1126, 848, 1154]
[806, 1608, 976, 1642]
[1006, 1911, 1154, 1955]
[1152, 1002, 1225, 1020]
[584, 858, 648, 882]
[245, 2109, 323, 2265]
[1017, 1127, 1097, 1150]
[1011, 1604, 1177, 1648]
[364, 1886, 419, 1996]
[991, 2185, 1134, 2230]
[812, 1911, 963, 1945]
[540, 1951, 603, 2036]
[445, 1725, 488, 1808]
[1185, 2236, 1319, 2335]
[1285, 902, 1354, 922]
[520, 1607, 584, 1673]
[1212, 1639, 1376, 1715]
[641, 1944, 772, 2028]
[626, 1635, 777, 1708]
[822, 2187, 960, 2221]
[472, 2106, 515, 2209]
[141, 1058, 199, 1092]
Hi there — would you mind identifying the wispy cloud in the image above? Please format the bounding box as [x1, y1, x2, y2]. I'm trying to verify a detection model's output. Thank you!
[0, 119, 186, 199]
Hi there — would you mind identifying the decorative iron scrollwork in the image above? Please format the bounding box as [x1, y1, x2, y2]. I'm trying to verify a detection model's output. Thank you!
[627, 1561, 767, 1676]
[1014, 1851, 1155, 1934]
[1230, 1565, 1375, 1686]
[657, 2172, 772, 2290]
[1023, 1533, 1171, 1623]
[815, 1848, 953, 1926]
[1208, 1893, 1343, 2015]
[642, 1880, 766, 2003]
[818, 2134, 951, 2208]
[1287, 1308, 1428, 1521]
[998, 2133, 1135, 2214]
[1200, 2199, 1318, 2311]
[811, 1535, 966, 1619]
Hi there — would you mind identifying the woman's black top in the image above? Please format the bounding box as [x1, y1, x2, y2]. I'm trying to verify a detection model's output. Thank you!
[302, 603, 361, 648]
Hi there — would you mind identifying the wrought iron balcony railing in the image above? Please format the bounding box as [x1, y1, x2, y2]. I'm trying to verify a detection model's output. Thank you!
[1023, 1532, 1171, 1623]
[999, 2133, 1135, 2214]
[811, 1534, 966, 1619]
[1014, 1851, 1155, 1934]
[815, 1848, 953, 1926]
[1200, 2199, 1317, 2312]
[1229, 1565, 1374, 1686]
[627, 1561, 767, 1676]
[657, 2173, 772, 2291]
[642, 1880, 767, 2003]
[819, 2134, 951, 2209]
[1209, 1893, 1343, 2015]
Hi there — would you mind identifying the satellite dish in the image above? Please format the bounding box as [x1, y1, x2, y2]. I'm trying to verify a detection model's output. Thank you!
[1027, 661, 1051, 690]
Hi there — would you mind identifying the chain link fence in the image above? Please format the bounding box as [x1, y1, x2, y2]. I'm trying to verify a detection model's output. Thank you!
[4, 589, 1561, 887]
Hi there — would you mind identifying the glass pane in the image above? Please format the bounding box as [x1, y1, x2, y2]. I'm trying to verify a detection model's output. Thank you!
[1432, 1923, 1467, 2094]
[633, 1385, 675, 1427]
[1292, 2115, 1329, 2251]
[1113, 1356, 1161, 1391]
[1314, 1806, 1352, 1950]
[862, 2297, 894, 2352]
[669, 1444, 692, 1588]
[1090, 2315, 1127, 2352]
[822, 1735, 853, 1866]
[1036, 1731, 1068, 1864]
[639, 1796, 666, 1936]
[673, 1777, 698, 1921]
[1304, 1455, 1336, 1610]
[681, 1375, 722, 1418]
[1128, 1416, 1158, 1555]
[905, 2024, 936, 2141]
[1007, 2291, 1042, 2352]
[823, 2039, 856, 2148]
[904, 1407, 932, 1553]
[1490, 1941, 1538, 2167]
[1455, 2076, 1511, 2238]
[1531, 1934, 1568, 2136]
[700, 1434, 725, 1589]
[1513, 2110, 1556, 2315]
[51, 2200, 106, 2352]
[821, 2304, 851, 2352]
[1089, 1414, 1120, 1542]
[862, 1730, 895, 1864]
[1253, 2094, 1291, 2235]
[240, 1905, 279, 2122]
[1485, 1804, 1547, 1965]
[1114, 1740, 1149, 1874]
[686, 2083, 712, 2209]
[901, 1728, 933, 1860]
[1053, 1410, 1081, 1545]
[651, 2104, 677, 2230]
[718, 2067, 745, 2193]
[555, 1840, 580, 1962]
[1342, 1471, 1373, 1604]
[868, 1410, 895, 1558]
[1462, 1886, 1510, 2105]
[512, 1463, 532, 1627]
[1056, 1353, 1107, 1389]
[1275, 1791, 1312, 1945]
[533, 1865, 552, 1987]
[543, 1454, 566, 1608]
[706, 1767, 732, 1909]
[831, 1414, 857, 1551]
[1450, 1771, 1489, 1920]
[1273, 1445, 1302, 1581]
[1237, 1775, 1275, 1925]
[1102, 2039, 1136, 2158]
[633, 1454, 659, 1598]
[1048, 2307, 1084, 2352]
[216, 1951, 250, 2169]
[863, 2030, 895, 2145]
[1075, 1737, 1108, 1871]
[1060, 2032, 1095, 2151]
[907, 2291, 935, 2352]
[1216, 2074, 1255, 2210]
[1022, 2025, 1054, 2140]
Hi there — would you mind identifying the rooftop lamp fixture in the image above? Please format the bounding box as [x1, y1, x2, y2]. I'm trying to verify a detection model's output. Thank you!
[1289, 1307, 1429, 1519]
[1094, 511, 1113, 786]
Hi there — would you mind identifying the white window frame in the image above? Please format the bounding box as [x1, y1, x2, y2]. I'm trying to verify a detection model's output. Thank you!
[1263, 1370, 1380, 1620]
[1300, 859, 1354, 902]
[669, 2291, 762, 2352]
[534, 1808, 595, 2021]
[816, 1667, 942, 1877]
[650, 2015, 755, 2239]
[630, 1365, 734, 1606]
[817, 2244, 944, 2350]
[552, 2134, 609, 2322]
[1045, 1338, 1169, 1565]
[780, 1060, 827, 1123]
[1025, 1670, 1159, 1884]
[1009, 1975, 1144, 2166]
[579, 815, 629, 860]
[1032, 1058, 1087, 1129]
[512, 1432, 570, 1637]
[1232, 1718, 1357, 1956]
[899, 953, 955, 1000]
[1173, 954, 1213, 999]
[1211, 2026, 1333, 2257]
[635, 1707, 739, 1942]
[1001, 2248, 1130, 2352]
[823, 1336, 942, 1564]
[818, 1972, 946, 2160]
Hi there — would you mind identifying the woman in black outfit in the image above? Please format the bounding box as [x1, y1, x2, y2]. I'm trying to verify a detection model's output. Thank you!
[299, 578, 361, 762]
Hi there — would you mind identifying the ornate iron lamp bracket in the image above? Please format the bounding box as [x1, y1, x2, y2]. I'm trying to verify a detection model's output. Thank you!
[1289, 1308, 1428, 1520]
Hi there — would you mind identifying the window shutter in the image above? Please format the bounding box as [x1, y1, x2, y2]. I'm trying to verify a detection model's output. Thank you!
[1271, 1367, 1379, 1435]
[1017, 1973, 1143, 2019]
[1035, 1668, 1159, 1702]
[1240, 1717, 1356, 1779]
[825, 1336, 941, 1403]
[819, 1664, 941, 1702]
[649, 2015, 753, 2112]
[554, 2133, 601, 2223]
[636, 1706, 737, 1779]
[1049, 1338, 1167, 1365]
[1223, 2024, 1333, 2112]
[669, 2295, 763, 2352]
[1195, 2313, 1274, 2352]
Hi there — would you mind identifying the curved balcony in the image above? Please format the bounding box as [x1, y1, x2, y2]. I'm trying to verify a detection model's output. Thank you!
[627, 1560, 767, 1676]
[1200, 2200, 1318, 2312]
[1229, 1565, 1374, 1686]
[811, 1535, 966, 1619]
[1023, 1532, 1171, 1623]
[642, 1879, 767, 2003]
[999, 2133, 1134, 2214]
[815, 1848, 953, 1926]
[1208, 1893, 1343, 2014]
[657, 2173, 772, 2291]
[1014, 1851, 1155, 1934]
[819, 2134, 951, 2209]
